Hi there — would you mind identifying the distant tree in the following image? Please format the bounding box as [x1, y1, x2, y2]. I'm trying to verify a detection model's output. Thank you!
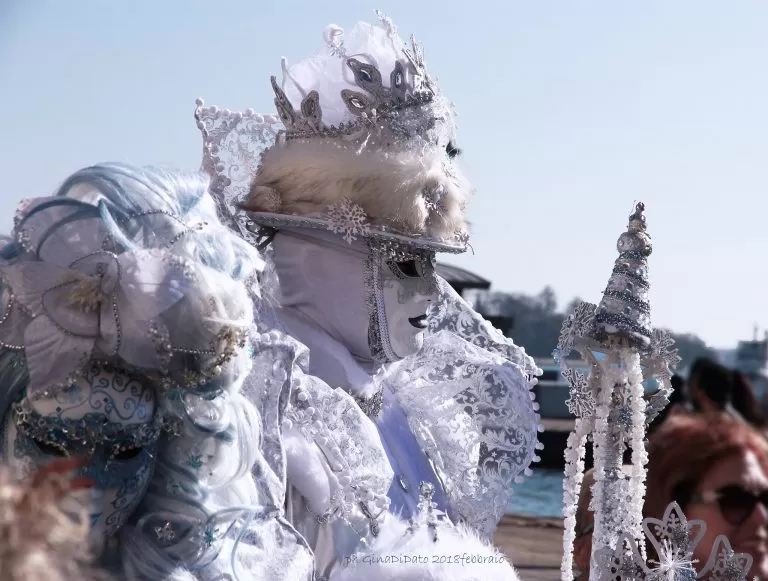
[537, 286, 558, 314]
[665, 331, 718, 371]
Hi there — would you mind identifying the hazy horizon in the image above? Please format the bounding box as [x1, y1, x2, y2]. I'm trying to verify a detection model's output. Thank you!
[2, 1, 767, 349]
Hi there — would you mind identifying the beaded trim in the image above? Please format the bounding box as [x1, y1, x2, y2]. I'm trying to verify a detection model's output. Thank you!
[14, 396, 167, 459]
[245, 211, 466, 255]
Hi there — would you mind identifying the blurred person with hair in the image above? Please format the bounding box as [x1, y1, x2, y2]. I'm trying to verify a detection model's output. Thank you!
[688, 357, 736, 415]
[0, 457, 113, 581]
[688, 358, 766, 431]
[572, 468, 597, 579]
[645, 413, 768, 579]
[732, 370, 768, 430]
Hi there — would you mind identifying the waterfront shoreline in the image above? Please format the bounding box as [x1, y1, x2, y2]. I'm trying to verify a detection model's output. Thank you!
[493, 514, 564, 581]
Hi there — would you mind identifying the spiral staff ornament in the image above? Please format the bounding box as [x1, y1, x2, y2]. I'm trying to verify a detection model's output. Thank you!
[554, 203, 752, 581]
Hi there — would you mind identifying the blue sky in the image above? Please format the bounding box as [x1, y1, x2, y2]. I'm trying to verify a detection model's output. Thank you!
[2, 1, 767, 348]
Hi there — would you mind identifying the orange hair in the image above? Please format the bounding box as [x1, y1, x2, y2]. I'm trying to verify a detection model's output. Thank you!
[644, 412, 768, 521]
[0, 460, 111, 581]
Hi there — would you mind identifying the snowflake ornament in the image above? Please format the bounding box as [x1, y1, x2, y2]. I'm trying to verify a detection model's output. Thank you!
[592, 534, 645, 581]
[645, 329, 681, 381]
[699, 537, 754, 581]
[651, 329, 681, 370]
[326, 198, 370, 243]
[643, 502, 703, 560]
[642, 329, 682, 426]
[154, 521, 176, 543]
[647, 539, 697, 581]
[563, 367, 595, 418]
[557, 301, 597, 353]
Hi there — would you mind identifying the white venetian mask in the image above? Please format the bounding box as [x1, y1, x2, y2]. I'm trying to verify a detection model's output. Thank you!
[273, 230, 439, 364]
[0, 362, 161, 543]
[373, 252, 439, 361]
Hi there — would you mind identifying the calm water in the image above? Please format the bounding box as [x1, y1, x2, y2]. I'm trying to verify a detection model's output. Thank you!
[507, 468, 564, 517]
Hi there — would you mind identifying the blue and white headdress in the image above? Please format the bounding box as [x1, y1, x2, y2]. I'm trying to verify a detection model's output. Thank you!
[0, 168, 256, 500]
[0, 163, 312, 581]
[0, 188, 255, 403]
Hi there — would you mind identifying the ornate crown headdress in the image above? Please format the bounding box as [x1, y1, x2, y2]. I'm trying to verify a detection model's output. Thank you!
[195, 11, 470, 259]
[556, 203, 751, 581]
[270, 11, 438, 142]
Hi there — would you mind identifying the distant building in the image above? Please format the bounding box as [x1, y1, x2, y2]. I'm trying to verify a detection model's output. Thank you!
[435, 263, 490, 296]
[732, 332, 768, 400]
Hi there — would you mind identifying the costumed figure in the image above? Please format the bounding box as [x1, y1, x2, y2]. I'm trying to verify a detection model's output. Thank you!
[0, 162, 314, 581]
[195, 11, 542, 579]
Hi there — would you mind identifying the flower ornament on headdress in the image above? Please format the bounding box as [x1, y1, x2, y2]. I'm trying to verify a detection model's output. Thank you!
[195, 10, 472, 258]
[0, 196, 247, 400]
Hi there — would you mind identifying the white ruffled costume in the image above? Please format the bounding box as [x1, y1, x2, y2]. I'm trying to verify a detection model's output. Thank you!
[195, 11, 541, 580]
[271, 232, 543, 536]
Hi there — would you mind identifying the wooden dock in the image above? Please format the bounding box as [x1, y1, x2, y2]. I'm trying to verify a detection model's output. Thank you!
[493, 514, 564, 581]
[540, 418, 574, 433]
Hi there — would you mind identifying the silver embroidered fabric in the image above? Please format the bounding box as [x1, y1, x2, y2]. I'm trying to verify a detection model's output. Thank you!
[359, 277, 540, 537]
[282, 363, 393, 522]
[195, 102, 281, 246]
[229, 323, 321, 581]
[245, 295, 392, 534]
[374, 327, 540, 537]
[428, 278, 542, 379]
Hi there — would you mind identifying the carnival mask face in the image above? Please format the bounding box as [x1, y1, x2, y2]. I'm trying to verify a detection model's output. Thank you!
[374, 251, 439, 360]
[0, 363, 161, 541]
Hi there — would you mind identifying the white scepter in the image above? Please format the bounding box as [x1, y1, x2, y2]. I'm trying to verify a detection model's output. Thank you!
[555, 203, 679, 580]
